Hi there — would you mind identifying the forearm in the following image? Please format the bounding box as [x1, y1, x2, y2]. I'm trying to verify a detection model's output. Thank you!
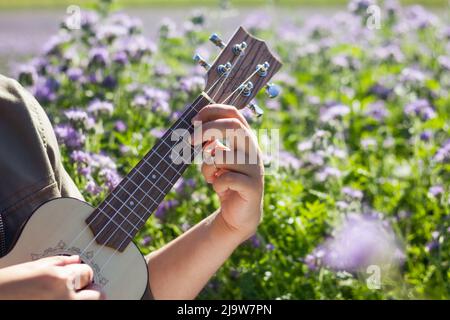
[146, 210, 245, 299]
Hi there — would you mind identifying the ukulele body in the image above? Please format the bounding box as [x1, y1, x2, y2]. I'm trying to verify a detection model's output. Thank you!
[0, 197, 148, 300]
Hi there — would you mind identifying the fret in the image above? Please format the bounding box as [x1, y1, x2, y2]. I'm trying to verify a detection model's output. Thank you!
[107, 188, 148, 225]
[124, 175, 164, 207]
[99, 203, 140, 232]
[178, 117, 194, 130]
[95, 210, 133, 238]
[136, 163, 173, 186]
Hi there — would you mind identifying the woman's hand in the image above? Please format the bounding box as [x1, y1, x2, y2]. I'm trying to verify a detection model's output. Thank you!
[0, 255, 105, 300]
[191, 104, 264, 242]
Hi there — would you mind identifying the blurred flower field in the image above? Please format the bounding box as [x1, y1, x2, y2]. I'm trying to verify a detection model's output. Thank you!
[14, 0, 449, 299]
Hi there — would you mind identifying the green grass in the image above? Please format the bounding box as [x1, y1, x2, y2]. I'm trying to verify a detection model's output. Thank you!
[0, 0, 447, 9]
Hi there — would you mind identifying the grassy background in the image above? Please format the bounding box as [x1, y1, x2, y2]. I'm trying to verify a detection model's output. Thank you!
[0, 0, 447, 9]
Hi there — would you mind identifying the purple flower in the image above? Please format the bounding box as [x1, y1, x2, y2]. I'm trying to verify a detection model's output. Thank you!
[66, 67, 83, 82]
[425, 231, 440, 252]
[114, 120, 127, 132]
[243, 11, 272, 32]
[132, 95, 148, 108]
[54, 124, 85, 148]
[404, 99, 436, 120]
[117, 35, 156, 61]
[150, 128, 166, 139]
[96, 24, 128, 42]
[365, 101, 388, 122]
[17, 65, 37, 86]
[320, 103, 350, 122]
[320, 214, 404, 272]
[429, 185, 444, 197]
[64, 109, 88, 123]
[86, 180, 102, 196]
[34, 77, 59, 103]
[113, 51, 128, 65]
[119, 144, 130, 155]
[420, 130, 432, 142]
[102, 75, 117, 89]
[154, 65, 171, 76]
[433, 139, 450, 163]
[266, 243, 275, 251]
[266, 99, 280, 111]
[89, 47, 109, 66]
[308, 152, 325, 167]
[179, 76, 204, 93]
[154, 199, 179, 220]
[100, 168, 122, 191]
[90, 153, 117, 170]
[174, 177, 196, 193]
[361, 138, 377, 150]
[437, 56, 450, 71]
[374, 44, 404, 63]
[249, 234, 261, 248]
[87, 100, 114, 115]
[369, 83, 393, 100]
[316, 166, 342, 182]
[42, 34, 70, 56]
[302, 246, 326, 271]
[400, 67, 427, 85]
[342, 187, 363, 200]
[348, 0, 375, 15]
[405, 5, 437, 30]
[78, 166, 91, 177]
[279, 150, 302, 170]
[140, 236, 152, 246]
[80, 10, 99, 30]
[143, 87, 170, 113]
[70, 150, 91, 163]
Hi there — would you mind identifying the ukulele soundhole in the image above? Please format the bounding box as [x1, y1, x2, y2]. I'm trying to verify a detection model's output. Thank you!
[30, 240, 109, 286]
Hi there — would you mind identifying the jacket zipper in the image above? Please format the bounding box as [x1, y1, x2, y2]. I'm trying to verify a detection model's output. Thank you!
[0, 212, 5, 257]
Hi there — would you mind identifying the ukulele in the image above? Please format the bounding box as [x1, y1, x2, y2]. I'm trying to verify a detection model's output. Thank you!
[0, 26, 282, 299]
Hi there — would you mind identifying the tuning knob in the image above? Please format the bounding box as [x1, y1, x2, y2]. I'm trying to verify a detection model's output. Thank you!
[193, 53, 211, 70]
[248, 101, 264, 117]
[266, 83, 281, 98]
[233, 41, 248, 55]
[209, 33, 226, 49]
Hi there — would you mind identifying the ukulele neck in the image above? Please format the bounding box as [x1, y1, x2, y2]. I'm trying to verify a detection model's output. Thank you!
[86, 94, 210, 251]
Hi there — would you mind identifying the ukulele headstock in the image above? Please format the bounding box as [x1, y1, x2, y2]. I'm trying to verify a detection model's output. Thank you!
[194, 26, 282, 115]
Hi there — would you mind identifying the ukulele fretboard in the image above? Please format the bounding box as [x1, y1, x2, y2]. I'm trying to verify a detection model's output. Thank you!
[86, 94, 209, 251]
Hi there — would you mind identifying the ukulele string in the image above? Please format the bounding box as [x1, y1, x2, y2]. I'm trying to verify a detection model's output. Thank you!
[96, 63, 259, 276]
[74, 62, 237, 257]
[220, 67, 261, 105]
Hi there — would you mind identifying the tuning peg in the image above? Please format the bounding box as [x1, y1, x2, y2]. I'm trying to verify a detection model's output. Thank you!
[257, 61, 270, 77]
[248, 101, 264, 117]
[233, 41, 248, 55]
[193, 53, 211, 70]
[241, 81, 254, 97]
[217, 62, 232, 76]
[209, 33, 226, 49]
[266, 83, 281, 98]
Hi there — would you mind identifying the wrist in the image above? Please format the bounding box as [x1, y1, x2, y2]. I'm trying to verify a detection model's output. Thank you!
[210, 210, 256, 245]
